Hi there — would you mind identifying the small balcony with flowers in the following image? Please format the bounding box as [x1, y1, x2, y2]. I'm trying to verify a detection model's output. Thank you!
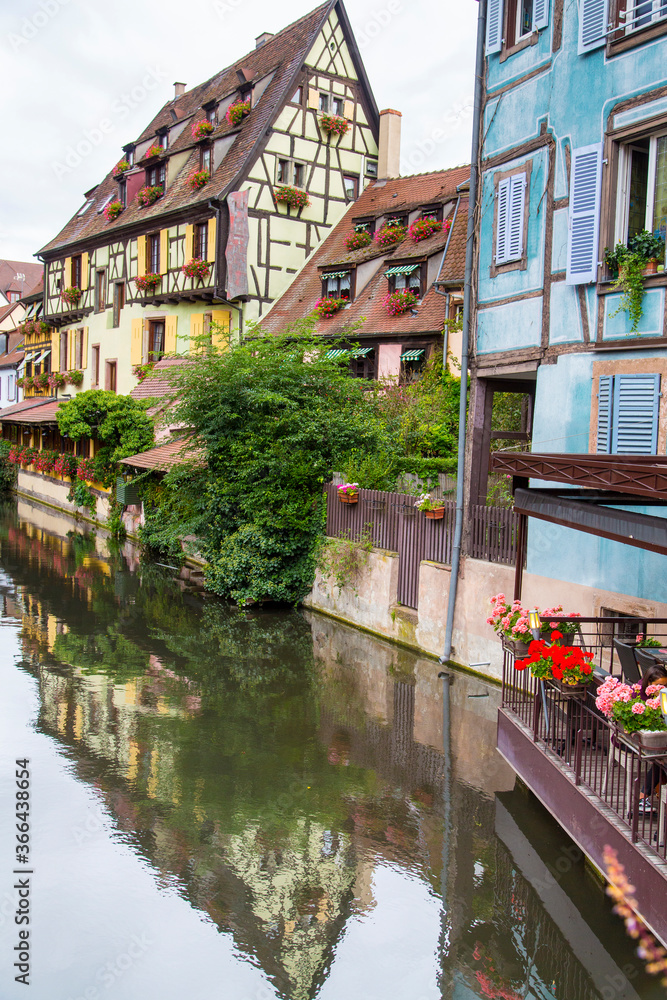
[17, 319, 55, 399]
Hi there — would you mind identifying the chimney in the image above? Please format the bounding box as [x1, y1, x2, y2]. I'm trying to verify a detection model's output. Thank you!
[378, 108, 402, 180]
[173, 81, 186, 99]
[255, 31, 274, 47]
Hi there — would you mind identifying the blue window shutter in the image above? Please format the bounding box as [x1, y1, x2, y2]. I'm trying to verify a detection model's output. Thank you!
[611, 373, 660, 454]
[597, 375, 613, 453]
[486, 0, 504, 54]
[495, 178, 511, 264]
[534, 0, 549, 30]
[566, 144, 603, 285]
[508, 173, 526, 260]
[578, 0, 608, 53]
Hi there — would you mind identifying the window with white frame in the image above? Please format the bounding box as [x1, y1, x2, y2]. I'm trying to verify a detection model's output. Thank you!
[486, 0, 549, 54]
[615, 133, 667, 264]
[596, 373, 660, 454]
[494, 171, 527, 267]
[322, 270, 352, 300]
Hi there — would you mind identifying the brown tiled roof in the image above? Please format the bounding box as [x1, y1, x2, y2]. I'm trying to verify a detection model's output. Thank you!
[0, 398, 59, 423]
[0, 346, 26, 368]
[129, 358, 187, 401]
[39, 2, 352, 257]
[262, 170, 469, 338]
[121, 436, 202, 472]
[0, 261, 43, 298]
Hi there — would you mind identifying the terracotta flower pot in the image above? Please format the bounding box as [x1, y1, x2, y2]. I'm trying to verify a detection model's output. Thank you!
[644, 258, 659, 276]
[424, 507, 445, 519]
[339, 493, 358, 504]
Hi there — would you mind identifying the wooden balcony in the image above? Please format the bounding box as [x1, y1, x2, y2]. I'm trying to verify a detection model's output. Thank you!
[499, 617, 667, 945]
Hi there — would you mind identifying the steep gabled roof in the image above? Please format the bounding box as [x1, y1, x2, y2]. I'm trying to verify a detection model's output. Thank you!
[40, 1, 376, 258]
[261, 168, 469, 338]
[0, 261, 43, 298]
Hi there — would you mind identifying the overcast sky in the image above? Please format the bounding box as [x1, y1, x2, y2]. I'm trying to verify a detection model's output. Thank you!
[1, 0, 478, 266]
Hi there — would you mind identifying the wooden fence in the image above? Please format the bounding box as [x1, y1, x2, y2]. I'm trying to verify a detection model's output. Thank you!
[324, 485, 521, 609]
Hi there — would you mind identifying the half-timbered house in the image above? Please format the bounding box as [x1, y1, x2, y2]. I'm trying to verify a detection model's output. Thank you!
[37, 1, 379, 397]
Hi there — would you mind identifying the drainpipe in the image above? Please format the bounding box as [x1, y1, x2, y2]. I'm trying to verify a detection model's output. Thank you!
[439, 0, 486, 666]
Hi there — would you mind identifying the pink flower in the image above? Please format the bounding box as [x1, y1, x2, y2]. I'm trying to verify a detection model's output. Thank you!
[645, 684, 662, 696]
[631, 702, 646, 714]
[646, 698, 661, 710]
[486, 616, 495, 625]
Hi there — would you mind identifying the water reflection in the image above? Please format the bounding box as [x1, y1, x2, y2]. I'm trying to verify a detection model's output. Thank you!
[0, 499, 659, 1000]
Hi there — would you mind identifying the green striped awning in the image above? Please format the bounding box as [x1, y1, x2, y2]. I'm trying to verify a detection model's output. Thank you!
[324, 349, 350, 359]
[351, 347, 373, 358]
[401, 349, 425, 361]
[384, 263, 419, 276]
[322, 271, 349, 280]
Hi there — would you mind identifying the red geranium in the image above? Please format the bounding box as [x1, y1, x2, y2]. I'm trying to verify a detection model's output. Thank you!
[516, 632, 595, 685]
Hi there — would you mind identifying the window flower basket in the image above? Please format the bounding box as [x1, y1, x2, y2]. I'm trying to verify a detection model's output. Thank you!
[19, 320, 50, 337]
[16, 376, 32, 389]
[188, 169, 210, 190]
[635, 633, 663, 648]
[61, 287, 83, 307]
[34, 372, 50, 390]
[47, 372, 66, 391]
[33, 451, 57, 474]
[344, 230, 372, 251]
[137, 185, 163, 207]
[182, 259, 212, 281]
[104, 201, 124, 222]
[408, 217, 447, 242]
[225, 100, 251, 127]
[144, 144, 163, 160]
[54, 454, 78, 478]
[191, 120, 214, 140]
[133, 362, 155, 382]
[337, 483, 359, 503]
[487, 594, 582, 643]
[77, 458, 96, 482]
[135, 273, 161, 293]
[114, 159, 131, 176]
[374, 222, 406, 247]
[384, 289, 418, 316]
[274, 185, 310, 210]
[596, 677, 667, 742]
[315, 297, 346, 319]
[319, 113, 349, 137]
[414, 493, 445, 518]
[67, 370, 84, 387]
[516, 632, 595, 691]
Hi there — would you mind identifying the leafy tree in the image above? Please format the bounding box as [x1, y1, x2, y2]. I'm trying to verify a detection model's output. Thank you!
[56, 390, 154, 483]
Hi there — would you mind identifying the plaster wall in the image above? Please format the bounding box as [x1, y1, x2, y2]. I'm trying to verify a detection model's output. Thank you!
[16, 469, 112, 524]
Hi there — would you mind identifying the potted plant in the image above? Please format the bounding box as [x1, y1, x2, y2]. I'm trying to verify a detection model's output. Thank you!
[188, 169, 210, 190]
[225, 100, 251, 127]
[315, 297, 346, 319]
[516, 631, 595, 695]
[595, 676, 667, 748]
[135, 273, 161, 293]
[137, 185, 163, 207]
[337, 482, 359, 504]
[384, 289, 418, 316]
[603, 242, 627, 280]
[629, 229, 665, 274]
[408, 217, 446, 242]
[191, 120, 214, 140]
[344, 229, 372, 251]
[373, 222, 406, 247]
[635, 633, 663, 648]
[67, 370, 84, 387]
[182, 259, 212, 281]
[414, 492, 446, 519]
[319, 113, 349, 137]
[104, 200, 124, 222]
[60, 287, 83, 307]
[274, 185, 310, 210]
[606, 231, 666, 331]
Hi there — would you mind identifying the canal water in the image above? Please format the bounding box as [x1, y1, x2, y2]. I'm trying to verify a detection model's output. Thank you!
[0, 499, 662, 1000]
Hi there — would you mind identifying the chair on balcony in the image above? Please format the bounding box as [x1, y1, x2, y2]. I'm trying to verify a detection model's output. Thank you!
[612, 639, 641, 684]
[635, 648, 660, 677]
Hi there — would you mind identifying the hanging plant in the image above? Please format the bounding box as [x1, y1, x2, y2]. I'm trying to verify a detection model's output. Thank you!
[274, 185, 310, 210]
[60, 287, 83, 306]
[191, 120, 214, 140]
[374, 222, 406, 248]
[609, 253, 649, 333]
[384, 289, 418, 316]
[34, 371, 50, 389]
[182, 259, 212, 281]
[137, 185, 163, 207]
[225, 100, 251, 127]
[104, 201, 124, 222]
[188, 169, 210, 190]
[344, 229, 372, 251]
[408, 217, 446, 242]
[19, 320, 50, 337]
[315, 297, 346, 319]
[67, 370, 84, 387]
[319, 114, 349, 137]
[135, 273, 161, 293]
[144, 144, 163, 160]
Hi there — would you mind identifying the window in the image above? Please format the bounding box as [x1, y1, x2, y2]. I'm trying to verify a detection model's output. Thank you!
[352, 218, 374, 235]
[95, 270, 105, 313]
[59, 332, 68, 372]
[319, 93, 329, 113]
[105, 361, 117, 393]
[74, 329, 84, 369]
[332, 96, 344, 116]
[149, 321, 165, 361]
[343, 175, 358, 201]
[606, 0, 667, 50]
[386, 263, 424, 298]
[386, 214, 407, 228]
[365, 159, 378, 178]
[146, 162, 166, 189]
[125, 147, 135, 167]
[293, 162, 305, 188]
[8, 291, 20, 303]
[205, 104, 217, 124]
[292, 86, 303, 104]
[322, 270, 353, 300]
[195, 222, 209, 260]
[492, 167, 529, 273]
[118, 180, 127, 207]
[8, 374, 16, 402]
[201, 146, 212, 173]
[486, 0, 548, 54]
[158, 131, 169, 149]
[401, 348, 427, 383]
[276, 158, 306, 188]
[615, 134, 667, 265]
[92, 346, 100, 386]
[350, 347, 375, 380]
[112, 282, 125, 328]
[596, 373, 660, 453]
[148, 234, 160, 273]
[421, 205, 443, 222]
[71, 255, 82, 288]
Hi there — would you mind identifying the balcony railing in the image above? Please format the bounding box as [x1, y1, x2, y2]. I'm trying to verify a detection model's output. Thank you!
[613, 0, 667, 34]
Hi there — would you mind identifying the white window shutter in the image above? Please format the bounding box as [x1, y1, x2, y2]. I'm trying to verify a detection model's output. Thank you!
[486, 0, 504, 54]
[495, 178, 511, 264]
[508, 173, 526, 260]
[566, 143, 603, 285]
[612, 374, 660, 454]
[597, 375, 613, 453]
[533, 0, 549, 30]
[578, 0, 608, 53]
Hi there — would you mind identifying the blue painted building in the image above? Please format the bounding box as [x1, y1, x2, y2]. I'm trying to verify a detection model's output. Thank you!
[469, 0, 667, 608]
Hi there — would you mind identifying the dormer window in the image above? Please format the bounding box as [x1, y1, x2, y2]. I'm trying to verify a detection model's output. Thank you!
[124, 147, 135, 167]
[352, 218, 374, 235]
[158, 131, 169, 149]
[322, 270, 353, 301]
[205, 104, 217, 124]
[386, 262, 424, 298]
[201, 146, 212, 173]
[386, 214, 407, 228]
[146, 162, 166, 189]
[421, 205, 442, 222]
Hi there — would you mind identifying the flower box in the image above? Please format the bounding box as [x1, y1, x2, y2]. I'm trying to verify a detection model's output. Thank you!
[337, 483, 359, 503]
[104, 201, 124, 222]
[384, 289, 418, 316]
[144, 144, 163, 160]
[135, 273, 161, 293]
[191, 120, 214, 140]
[67, 370, 84, 387]
[315, 297, 345, 319]
[137, 185, 163, 207]
[61, 287, 83, 307]
[114, 159, 130, 176]
[319, 113, 349, 137]
[408, 217, 447, 242]
[344, 230, 372, 252]
[225, 100, 250, 127]
[621, 728, 667, 751]
[502, 638, 532, 657]
[182, 259, 212, 281]
[275, 185, 310, 210]
[339, 493, 358, 504]
[188, 169, 210, 190]
[424, 507, 445, 519]
[374, 223, 406, 248]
